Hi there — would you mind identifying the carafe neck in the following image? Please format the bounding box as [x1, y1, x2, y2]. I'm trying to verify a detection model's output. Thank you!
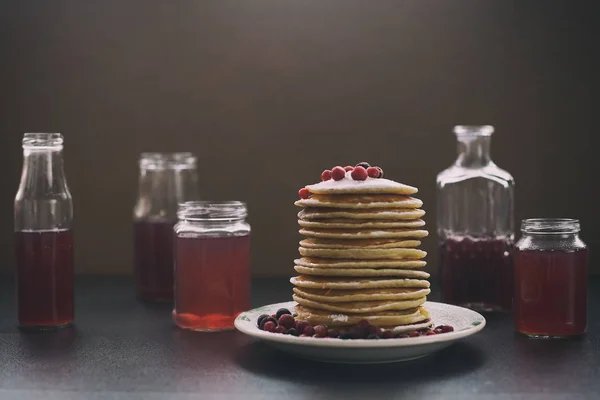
[454, 126, 494, 168]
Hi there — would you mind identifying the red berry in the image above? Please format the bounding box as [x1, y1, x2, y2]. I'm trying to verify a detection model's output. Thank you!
[366, 167, 379, 178]
[295, 320, 309, 334]
[426, 331, 437, 336]
[351, 166, 368, 181]
[303, 326, 315, 336]
[331, 166, 346, 181]
[357, 320, 371, 329]
[344, 165, 354, 172]
[263, 321, 276, 332]
[314, 325, 328, 337]
[367, 326, 382, 337]
[441, 325, 454, 333]
[350, 326, 366, 339]
[327, 329, 340, 338]
[382, 330, 394, 339]
[409, 331, 419, 337]
[298, 188, 310, 199]
[321, 169, 332, 181]
[274, 326, 287, 334]
[278, 314, 295, 329]
[434, 328, 443, 334]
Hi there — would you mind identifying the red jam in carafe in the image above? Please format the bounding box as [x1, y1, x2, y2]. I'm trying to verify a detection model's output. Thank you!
[173, 235, 251, 330]
[134, 220, 176, 302]
[440, 236, 513, 312]
[15, 230, 74, 328]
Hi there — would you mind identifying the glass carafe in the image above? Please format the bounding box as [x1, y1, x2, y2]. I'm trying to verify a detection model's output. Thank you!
[133, 153, 199, 302]
[14, 133, 74, 330]
[437, 125, 515, 312]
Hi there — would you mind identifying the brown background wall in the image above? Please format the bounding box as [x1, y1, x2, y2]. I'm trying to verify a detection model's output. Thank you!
[0, 1, 597, 276]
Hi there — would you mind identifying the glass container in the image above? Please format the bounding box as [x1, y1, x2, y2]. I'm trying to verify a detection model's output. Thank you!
[14, 133, 74, 330]
[133, 152, 198, 302]
[173, 201, 251, 331]
[437, 125, 515, 312]
[514, 218, 588, 338]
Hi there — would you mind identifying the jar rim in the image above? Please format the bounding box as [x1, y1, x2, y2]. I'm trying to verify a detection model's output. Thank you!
[22, 133, 63, 148]
[453, 125, 494, 137]
[521, 218, 580, 234]
[139, 152, 196, 169]
[177, 201, 247, 221]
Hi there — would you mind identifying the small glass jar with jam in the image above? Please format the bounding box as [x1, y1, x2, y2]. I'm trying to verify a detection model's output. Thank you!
[514, 218, 588, 338]
[173, 201, 251, 331]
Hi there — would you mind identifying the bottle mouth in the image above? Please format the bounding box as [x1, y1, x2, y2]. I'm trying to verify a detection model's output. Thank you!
[22, 133, 64, 148]
[453, 125, 494, 137]
[139, 152, 197, 170]
[521, 218, 580, 234]
[177, 201, 247, 221]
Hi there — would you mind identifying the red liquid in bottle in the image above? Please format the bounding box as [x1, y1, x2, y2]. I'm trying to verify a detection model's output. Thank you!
[173, 235, 251, 331]
[134, 220, 176, 302]
[514, 249, 588, 337]
[15, 230, 74, 329]
[440, 236, 513, 312]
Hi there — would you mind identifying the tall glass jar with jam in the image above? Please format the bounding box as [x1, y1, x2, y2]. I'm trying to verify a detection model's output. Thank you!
[133, 153, 199, 302]
[437, 125, 515, 312]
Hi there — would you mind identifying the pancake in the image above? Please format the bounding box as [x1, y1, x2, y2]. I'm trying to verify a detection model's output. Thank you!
[299, 227, 429, 240]
[294, 265, 430, 278]
[298, 208, 425, 220]
[299, 238, 421, 249]
[298, 246, 427, 260]
[290, 275, 431, 289]
[295, 194, 422, 209]
[293, 294, 427, 313]
[295, 304, 429, 327]
[298, 218, 426, 229]
[380, 320, 434, 333]
[305, 173, 418, 195]
[293, 287, 431, 303]
[295, 257, 427, 269]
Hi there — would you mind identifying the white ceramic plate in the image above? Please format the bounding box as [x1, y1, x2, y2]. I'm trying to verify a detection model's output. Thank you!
[235, 301, 485, 364]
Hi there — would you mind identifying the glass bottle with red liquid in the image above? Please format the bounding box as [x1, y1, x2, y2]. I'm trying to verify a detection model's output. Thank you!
[437, 125, 515, 312]
[514, 218, 588, 338]
[173, 201, 251, 331]
[14, 133, 74, 330]
[133, 153, 198, 302]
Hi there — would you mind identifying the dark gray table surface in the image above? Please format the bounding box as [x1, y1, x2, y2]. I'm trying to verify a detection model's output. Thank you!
[0, 276, 599, 400]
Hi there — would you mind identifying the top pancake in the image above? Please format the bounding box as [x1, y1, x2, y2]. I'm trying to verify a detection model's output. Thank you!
[295, 194, 422, 209]
[305, 171, 418, 195]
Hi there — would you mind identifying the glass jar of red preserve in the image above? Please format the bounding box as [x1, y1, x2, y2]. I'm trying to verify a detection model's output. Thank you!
[173, 201, 251, 331]
[437, 125, 515, 312]
[133, 153, 199, 302]
[14, 133, 74, 330]
[514, 218, 588, 338]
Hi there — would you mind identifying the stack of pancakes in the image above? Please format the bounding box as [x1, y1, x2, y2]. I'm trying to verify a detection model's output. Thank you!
[291, 171, 431, 331]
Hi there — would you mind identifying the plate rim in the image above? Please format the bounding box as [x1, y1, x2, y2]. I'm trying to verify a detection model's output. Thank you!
[235, 300, 486, 348]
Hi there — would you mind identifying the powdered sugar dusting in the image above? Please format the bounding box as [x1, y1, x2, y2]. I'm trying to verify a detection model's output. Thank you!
[306, 172, 417, 194]
[330, 314, 349, 322]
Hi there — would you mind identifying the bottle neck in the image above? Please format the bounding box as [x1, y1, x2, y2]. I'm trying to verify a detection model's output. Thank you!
[18, 147, 69, 198]
[15, 147, 72, 231]
[455, 136, 492, 168]
[134, 167, 199, 221]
